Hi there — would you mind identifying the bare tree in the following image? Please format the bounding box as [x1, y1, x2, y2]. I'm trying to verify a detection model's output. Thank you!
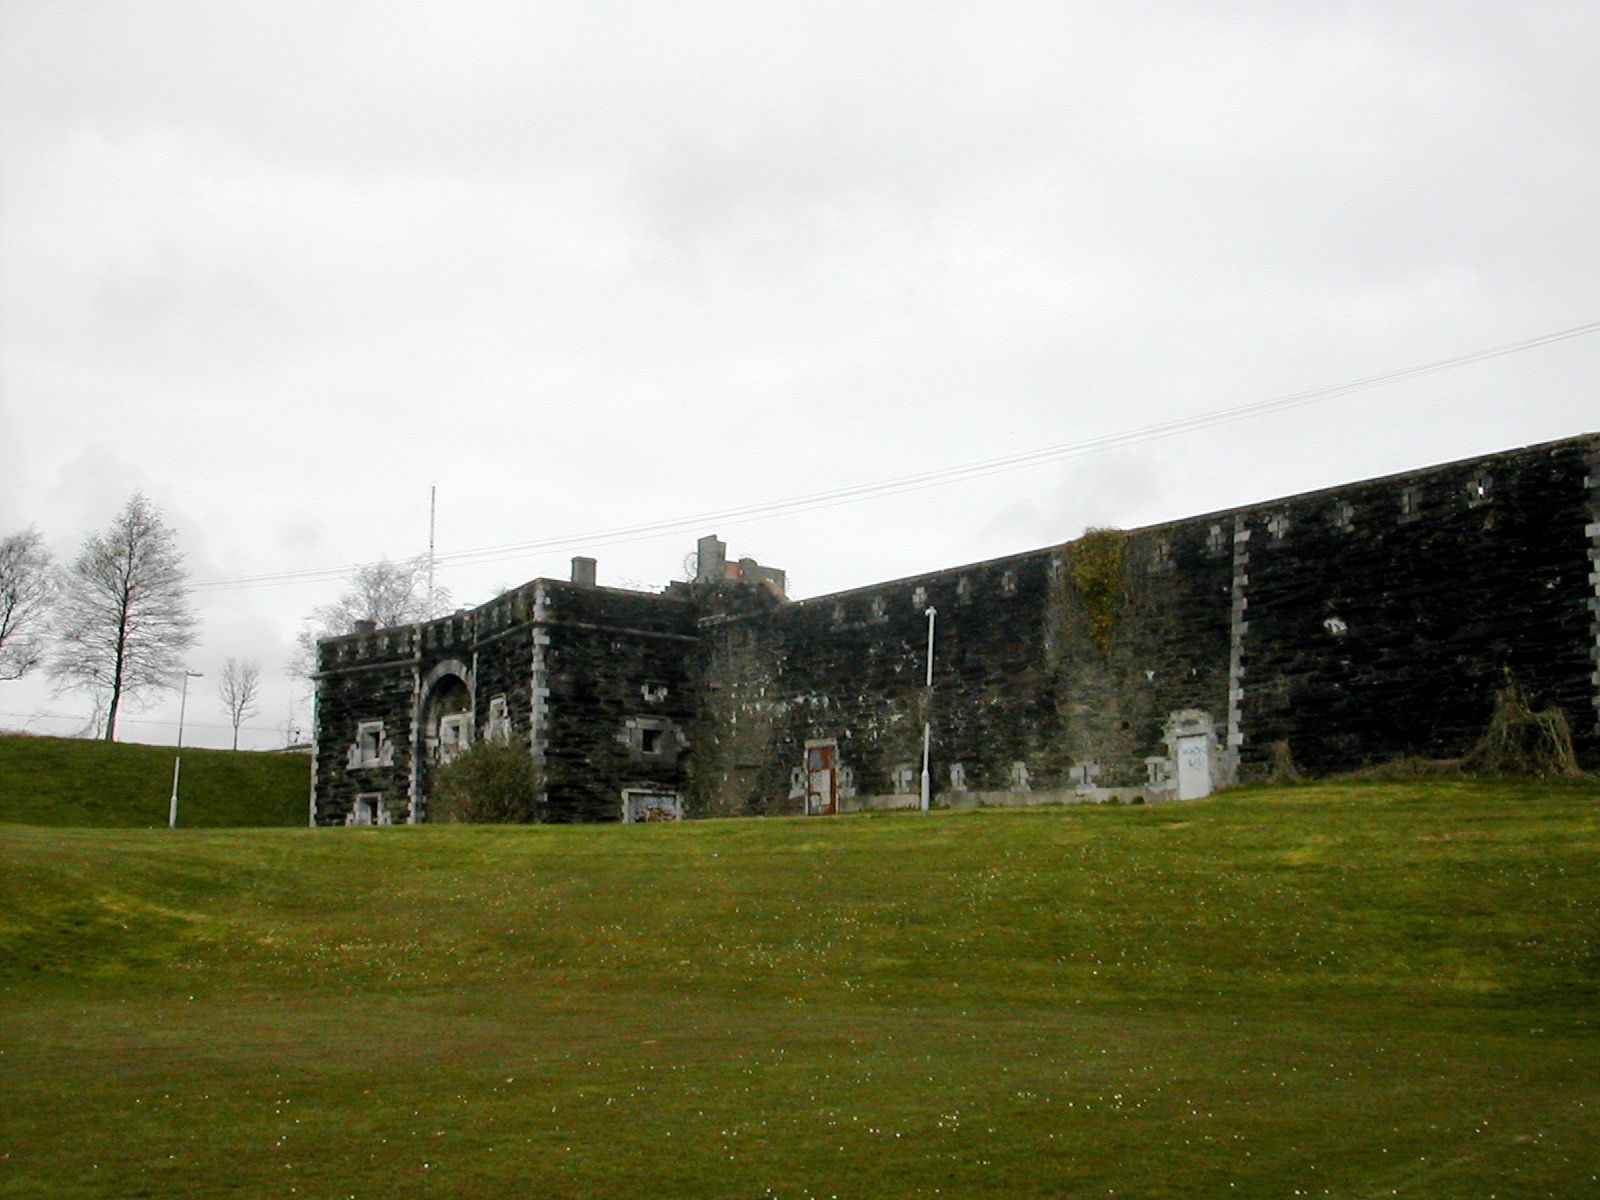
[293, 556, 446, 676]
[0, 527, 54, 680]
[318, 556, 442, 631]
[50, 494, 197, 741]
[217, 657, 261, 750]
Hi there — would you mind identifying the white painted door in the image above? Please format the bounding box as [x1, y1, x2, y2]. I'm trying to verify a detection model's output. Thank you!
[1176, 734, 1211, 800]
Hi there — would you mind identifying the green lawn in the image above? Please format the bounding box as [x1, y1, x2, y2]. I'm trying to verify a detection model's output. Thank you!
[1, 780, 1597, 1198]
[0, 734, 308, 828]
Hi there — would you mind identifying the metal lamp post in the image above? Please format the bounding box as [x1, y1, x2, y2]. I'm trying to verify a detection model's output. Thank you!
[169, 670, 203, 828]
[920, 606, 937, 814]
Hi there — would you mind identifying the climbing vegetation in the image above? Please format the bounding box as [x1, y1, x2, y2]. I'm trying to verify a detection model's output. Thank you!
[1066, 527, 1128, 661]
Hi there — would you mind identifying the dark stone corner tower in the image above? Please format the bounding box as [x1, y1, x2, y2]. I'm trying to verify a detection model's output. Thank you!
[312, 434, 1600, 826]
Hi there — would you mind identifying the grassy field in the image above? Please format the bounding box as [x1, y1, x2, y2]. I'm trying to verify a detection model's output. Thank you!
[1, 779, 1597, 1198]
[0, 734, 309, 828]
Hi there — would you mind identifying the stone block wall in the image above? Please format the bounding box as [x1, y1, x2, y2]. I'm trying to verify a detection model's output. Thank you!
[683, 589, 792, 817]
[314, 433, 1599, 826]
[1047, 523, 1235, 785]
[684, 434, 1599, 805]
[537, 583, 700, 823]
[772, 552, 1062, 800]
[1232, 436, 1600, 773]
[687, 521, 1237, 811]
[313, 628, 420, 825]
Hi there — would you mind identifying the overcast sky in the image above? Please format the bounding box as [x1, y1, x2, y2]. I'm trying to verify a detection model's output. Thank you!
[2, 1, 1596, 749]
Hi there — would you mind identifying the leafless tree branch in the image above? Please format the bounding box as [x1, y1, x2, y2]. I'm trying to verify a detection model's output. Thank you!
[293, 556, 447, 677]
[0, 527, 54, 681]
[217, 657, 261, 750]
[49, 494, 197, 740]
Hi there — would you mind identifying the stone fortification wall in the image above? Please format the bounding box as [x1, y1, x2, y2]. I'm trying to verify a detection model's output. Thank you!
[468, 584, 541, 747]
[315, 433, 1599, 826]
[686, 434, 1600, 810]
[313, 625, 421, 825]
[314, 606, 487, 826]
[1230, 435, 1600, 773]
[313, 579, 702, 825]
[536, 583, 700, 823]
[686, 520, 1236, 814]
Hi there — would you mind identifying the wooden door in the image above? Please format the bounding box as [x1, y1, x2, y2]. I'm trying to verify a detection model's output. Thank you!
[805, 742, 837, 815]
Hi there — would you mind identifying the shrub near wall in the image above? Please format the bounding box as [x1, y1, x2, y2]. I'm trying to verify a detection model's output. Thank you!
[427, 742, 546, 824]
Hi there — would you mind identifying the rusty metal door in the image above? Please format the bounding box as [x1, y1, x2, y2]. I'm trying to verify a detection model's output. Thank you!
[805, 741, 837, 815]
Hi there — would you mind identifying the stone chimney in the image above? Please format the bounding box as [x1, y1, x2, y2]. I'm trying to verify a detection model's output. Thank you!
[696, 535, 727, 583]
[571, 556, 597, 586]
[353, 619, 377, 635]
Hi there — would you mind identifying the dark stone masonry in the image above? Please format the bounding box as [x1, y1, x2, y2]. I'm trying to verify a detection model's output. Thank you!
[312, 434, 1600, 825]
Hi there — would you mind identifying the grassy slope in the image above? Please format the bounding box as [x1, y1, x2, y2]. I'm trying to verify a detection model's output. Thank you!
[0, 734, 308, 827]
[1, 780, 1596, 1198]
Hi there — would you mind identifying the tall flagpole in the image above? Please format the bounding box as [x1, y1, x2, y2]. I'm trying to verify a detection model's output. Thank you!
[427, 484, 437, 619]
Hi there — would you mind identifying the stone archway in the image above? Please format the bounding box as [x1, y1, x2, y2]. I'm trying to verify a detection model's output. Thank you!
[416, 660, 473, 818]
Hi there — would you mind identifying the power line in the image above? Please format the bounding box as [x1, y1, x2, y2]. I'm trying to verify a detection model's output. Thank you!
[190, 319, 1600, 592]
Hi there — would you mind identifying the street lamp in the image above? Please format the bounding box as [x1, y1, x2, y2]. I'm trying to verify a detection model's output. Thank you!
[169, 670, 203, 828]
[920, 606, 937, 814]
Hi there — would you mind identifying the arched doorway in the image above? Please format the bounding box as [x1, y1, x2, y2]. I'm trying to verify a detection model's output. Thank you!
[417, 662, 473, 818]
[425, 675, 473, 763]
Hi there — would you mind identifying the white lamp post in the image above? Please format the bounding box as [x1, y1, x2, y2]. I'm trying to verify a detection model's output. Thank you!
[169, 670, 203, 828]
[920, 606, 937, 814]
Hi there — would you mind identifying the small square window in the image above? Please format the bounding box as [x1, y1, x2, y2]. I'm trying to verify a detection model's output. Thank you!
[437, 713, 472, 762]
[624, 717, 678, 762]
[486, 695, 510, 743]
[349, 720, 390, 769]
[348, 793, 392, 826]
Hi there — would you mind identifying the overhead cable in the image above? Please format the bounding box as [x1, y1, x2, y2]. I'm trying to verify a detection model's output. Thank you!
[190, 319, 1600, 591]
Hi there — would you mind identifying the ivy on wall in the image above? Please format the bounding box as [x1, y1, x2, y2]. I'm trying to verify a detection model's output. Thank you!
[1068, 528, 1128, 661]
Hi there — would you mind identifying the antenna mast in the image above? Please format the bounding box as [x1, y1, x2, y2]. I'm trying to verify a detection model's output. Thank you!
[427, 484, 437, 619]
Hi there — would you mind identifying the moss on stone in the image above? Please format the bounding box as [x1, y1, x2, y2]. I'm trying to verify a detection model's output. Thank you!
[1068, 527, 1128, 662]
